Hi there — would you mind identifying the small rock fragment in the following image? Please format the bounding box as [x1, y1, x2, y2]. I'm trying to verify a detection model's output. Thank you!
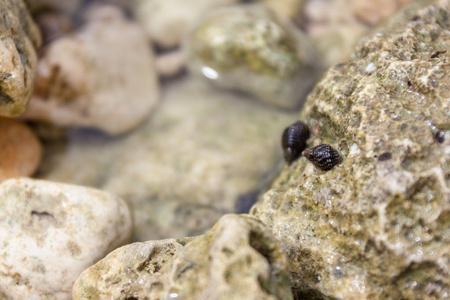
[0, 118, 42, 182]
[24, 6, 160, 135]
[0, 178, 132, 299]
[186, 4, 319, 109]
[73, 214, 293, 300]
[0, 0, 41, 117]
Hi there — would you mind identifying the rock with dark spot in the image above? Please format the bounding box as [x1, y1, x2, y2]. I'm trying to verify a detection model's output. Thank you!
[251, 1, 450, 298]
[0, 178, 132, 299]
[73, 214, 293, 300]
[0, 0, 41, 117]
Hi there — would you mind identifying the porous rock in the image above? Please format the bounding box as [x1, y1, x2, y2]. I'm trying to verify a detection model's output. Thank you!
[0, 178, 132, 299]
[73, 214, 293, 300]
[0, 118, 42, 182]
[24, 6, 159, 135]
[251, 1, 450, 299]
[0, 0, 41, 117]
[38, 77, 296, 241]
[186, 4, 319, 109]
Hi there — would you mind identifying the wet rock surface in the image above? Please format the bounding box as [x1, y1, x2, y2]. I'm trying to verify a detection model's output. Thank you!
[133, 0, 239, 49]
[186, 4, 319, 109]
[23, 6, 159, 135]
[251, 1, 450, 299]
[73, 214, 293, 300]
[0, 118, 42, 182]
[38, 77, 296, 241]
[0, 178, 132, 299]
[0, 0, 41, 117]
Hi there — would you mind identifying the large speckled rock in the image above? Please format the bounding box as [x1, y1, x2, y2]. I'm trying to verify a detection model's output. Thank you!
[23, 6, 159, 135]
[73, 214, 293, 300]
[0, 0, 41, 117]
[0, 118, 42, 182]
[133, 0, 239, 49]
[38, 77, 296, 241]
[186, 4, 319, 109]
[251, 1, 450, 299]
[0, 178, 132, 299]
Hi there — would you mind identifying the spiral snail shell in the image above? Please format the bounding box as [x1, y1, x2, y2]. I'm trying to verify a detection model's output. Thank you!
[281, 121, 310, 164]
[302, 144, 340, 171]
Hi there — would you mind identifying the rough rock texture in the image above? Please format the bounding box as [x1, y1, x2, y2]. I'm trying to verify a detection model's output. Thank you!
[304, 0, 412, 68]
[23, 6, 159, 135]
[0, 178, 132, 299]
[38, 77, 296, 241]
[251, 1, 450, 299]
[0, 0, 41, 117]
[133, 0, 239, 49]
[73, 214, 293, 300]
[186, 4, 319, 109]
[0, 118, 42, 182]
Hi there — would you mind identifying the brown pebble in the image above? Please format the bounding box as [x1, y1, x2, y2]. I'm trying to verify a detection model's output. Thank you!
[0, 118, 42, 182]
[302, 144, 340, 171]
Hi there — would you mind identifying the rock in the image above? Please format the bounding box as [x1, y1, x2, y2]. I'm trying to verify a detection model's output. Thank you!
[0, 118, 42, 182]
[156, 50, 187, 78]
[23, 6, 159, 135]
[38, 76, 296, 241]
[0, 0, 41, 117]
[186, 4, 319, 109]
[251, 1, 450, 299]
[0, 177, 132, 299]
[351, 0, 412, 25]
[133, 0, 239, 49]
[24, 0, 82, 14]
[73, 214, 293, 300]
[258, 0, 304, 20]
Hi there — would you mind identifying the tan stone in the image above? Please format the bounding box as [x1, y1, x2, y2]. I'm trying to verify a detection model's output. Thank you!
[351, 0, 412, 25]
[0, 118, 42, 182]
[73, 214, 293, 300]
[0, 0, 41, 117]
[259, 0, 304, 19]
[23, 6, 160, 135]
[0, 178, 132, 299]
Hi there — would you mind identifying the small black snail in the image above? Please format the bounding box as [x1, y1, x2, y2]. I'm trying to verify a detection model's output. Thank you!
[302, 144, 340, 171]
[281, 121, 310, 164]
[435, 130, 445, 143]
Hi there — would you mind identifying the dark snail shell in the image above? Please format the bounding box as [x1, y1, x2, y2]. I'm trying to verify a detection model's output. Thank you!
[281, 121, 310, 164]
[302, 144, 340, 171]
[435, 130, 445, 143]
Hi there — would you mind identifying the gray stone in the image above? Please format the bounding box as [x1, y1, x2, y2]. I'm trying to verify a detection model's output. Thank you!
[185, 4, 319, 109]
[0, 178, 132, 299]
[73, 214, 293, 300]
[0, 0, 41, 117]
[251, 1, 450, 299]
[38, 77, 297, 241]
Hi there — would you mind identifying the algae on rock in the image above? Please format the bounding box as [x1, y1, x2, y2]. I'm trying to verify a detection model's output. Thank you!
[251, 0, 450, 299]
[186, 4, 319, 109]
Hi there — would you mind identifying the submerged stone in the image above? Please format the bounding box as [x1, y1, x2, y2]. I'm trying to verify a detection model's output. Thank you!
[186, 4, 319, 109]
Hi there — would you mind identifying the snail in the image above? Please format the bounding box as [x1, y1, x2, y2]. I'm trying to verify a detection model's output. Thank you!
[302, 144, 340, 171]
[435, 130, 445, 143]
[281, 121, 310, 164]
